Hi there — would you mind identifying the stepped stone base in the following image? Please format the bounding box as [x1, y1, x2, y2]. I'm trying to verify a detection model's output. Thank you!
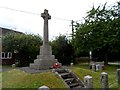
[30, 59, 57, 69]
[30, 45, 58, 70]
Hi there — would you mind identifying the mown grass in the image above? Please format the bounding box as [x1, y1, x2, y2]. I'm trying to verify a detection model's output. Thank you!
[2, 65, 12, 68]
[0, 68, 2, 89]
[1, 64, 120, 89]
[2, 69, 67, 89]
[71, 64, 120, 89]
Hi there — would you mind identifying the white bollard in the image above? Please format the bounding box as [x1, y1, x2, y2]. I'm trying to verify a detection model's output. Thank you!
[84, 75, 93, 88]
[117, 69, 120, 84]
[38, 86, 50, 90]
[12, 64, 16, 68]
[100, 72, 109, 89]
[70, 63, 73, 66]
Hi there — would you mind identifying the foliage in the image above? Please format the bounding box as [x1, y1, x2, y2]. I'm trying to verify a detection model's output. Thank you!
[2, 32, 42, 66]
[72, 2, 120, 64]
[50, 35, 74, 65]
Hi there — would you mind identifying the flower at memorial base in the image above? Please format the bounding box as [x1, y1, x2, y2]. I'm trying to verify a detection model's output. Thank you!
[54, 72, 59, 78]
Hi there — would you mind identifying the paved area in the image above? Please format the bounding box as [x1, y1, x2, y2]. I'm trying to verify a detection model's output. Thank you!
[0, 68, 2, 72]
[19, 66, 71, 74]
[0, 67, 18, 72]
[0, 66, 51, 74]
[108, 62, 120, 65]
[0, 65, 13, 72]
[0, 65, 71, 73]
[19, 67, 51, 74]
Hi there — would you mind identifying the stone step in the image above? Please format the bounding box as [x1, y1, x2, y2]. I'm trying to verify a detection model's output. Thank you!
[68, 82, 80, 88]
[37, 55, 55, 59]
[53, 69, 84, 88]
[73, 85, 83, 88]
[60, 73, 73, 79]
[30, 63, 40, 69]
[64, 78, 74, 83]
[55, 69, 67, 74]
[60, 72, 70, 76]
[33, 59, 57, 65]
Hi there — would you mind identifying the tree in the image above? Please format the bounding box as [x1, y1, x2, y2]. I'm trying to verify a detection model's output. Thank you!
[50, 35, 74, 65]
[72, 2, 120, 65]
[2, 32, 42, 66]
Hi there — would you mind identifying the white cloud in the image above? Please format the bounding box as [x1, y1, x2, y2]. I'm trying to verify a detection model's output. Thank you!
[0, 0, 118, 40]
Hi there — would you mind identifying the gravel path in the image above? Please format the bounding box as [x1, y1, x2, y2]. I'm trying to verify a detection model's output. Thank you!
[19, 67, 51, 74]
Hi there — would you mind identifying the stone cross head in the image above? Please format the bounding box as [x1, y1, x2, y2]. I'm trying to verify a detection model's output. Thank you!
[41, 9, 51, 20]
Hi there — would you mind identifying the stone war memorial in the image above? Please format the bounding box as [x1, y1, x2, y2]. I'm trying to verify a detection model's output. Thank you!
[30, 9, 58, 69]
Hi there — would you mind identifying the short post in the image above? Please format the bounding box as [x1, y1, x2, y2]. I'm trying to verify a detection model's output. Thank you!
[99, 64, 103, 70]
[96, 64, 99, 71]
[92, 64, 96, 72]
[89, 51, 92, 66]
[70, 63, 73, 66]
[12, 64, 16, 68]
[117, 69, 120, 84]
[84, 75, 93, 89]
[100, 72, 109, 89]
[38, 86, 50, 90]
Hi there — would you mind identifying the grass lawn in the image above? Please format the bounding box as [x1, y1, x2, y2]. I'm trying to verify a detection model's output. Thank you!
[2, 69, 67, 89]
[71, 64, 120, 89]
[1, 64, 120, 89]
[0, 65, 2, 89]
[2, 65, 12, 68]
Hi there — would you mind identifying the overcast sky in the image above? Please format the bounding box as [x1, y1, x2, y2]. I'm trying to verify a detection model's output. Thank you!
[0, 0, 118, 40]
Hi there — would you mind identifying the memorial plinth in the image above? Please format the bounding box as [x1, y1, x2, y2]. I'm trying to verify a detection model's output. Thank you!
[30, 9, 58, 69]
